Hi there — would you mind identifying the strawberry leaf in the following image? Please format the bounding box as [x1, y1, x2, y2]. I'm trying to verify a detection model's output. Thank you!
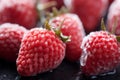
[116, 36, 120, 42]
[101, 18, 106, 31]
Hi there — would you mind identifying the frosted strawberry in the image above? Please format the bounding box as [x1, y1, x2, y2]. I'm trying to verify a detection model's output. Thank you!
[80, 30, 120, 76]
[107, 0, 120, 36]
[64, 0, 109, 33]
[16, 27, 66, 76]
[49, 13, 85, 62]
[0, 23, 27, 62]
[0, 0, 38, 29]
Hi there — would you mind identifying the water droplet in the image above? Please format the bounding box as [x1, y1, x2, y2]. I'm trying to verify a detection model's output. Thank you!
[15, 76, 21, 80]
[3, 74, 7, 78]
[91, 76, 97, 79]
[100, 69, 116, 76]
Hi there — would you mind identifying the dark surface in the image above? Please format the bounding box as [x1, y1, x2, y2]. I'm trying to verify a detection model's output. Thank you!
[0, 59, 120, 80]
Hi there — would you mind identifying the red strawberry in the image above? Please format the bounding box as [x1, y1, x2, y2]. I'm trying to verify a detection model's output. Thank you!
[0, 23, 27, 62]
[107, 0, 120, 36]
[49, 13, 85, 62]
[109, 0, 114, 5]
[80, 31, 120, 76]
[64, 0, 109, 33]
[0, 0, 38, 29]
[16, 28, 66, 76]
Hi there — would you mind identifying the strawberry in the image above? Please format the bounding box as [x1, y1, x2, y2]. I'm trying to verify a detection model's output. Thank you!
[107, 0, 120, 36]
[64, 0, 109, 33]
[40, 0, 64, 10]
[80, 31, 120, 76]
[16, 28, 66, 76]
[0, 23, 27, 62]
[109, 0, 114, 5]
[49, 13, 85, 62]
[0, 0, 38, 29]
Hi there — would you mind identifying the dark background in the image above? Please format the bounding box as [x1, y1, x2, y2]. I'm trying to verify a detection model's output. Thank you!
[0, 58, 120, 80]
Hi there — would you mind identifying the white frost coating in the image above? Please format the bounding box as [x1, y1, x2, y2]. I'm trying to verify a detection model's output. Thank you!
[0, 0, 35, 12]
[107, 0, 120, 22]
[81, 32, 95, 49]
[80, 32, 94, 66]
[107, 0, 120, 35]
[64, 0, 72, 10]
[0, 23, 27, 33]
[49, 13, 86, 37]
[0, 0, 12, 11]
[80, 48, 89, 66]
[70, 13, 86, 37]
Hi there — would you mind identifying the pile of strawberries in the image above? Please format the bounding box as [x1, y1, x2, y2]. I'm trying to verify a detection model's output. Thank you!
[1, 0, 120, 78]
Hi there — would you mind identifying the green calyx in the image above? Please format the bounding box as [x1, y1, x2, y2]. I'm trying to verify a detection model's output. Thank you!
[101, 18, 106, 31]
[116, 36, 120, 42]
[36, 0, 57, 24]
[101, 18, 120, 42]
[46, 6, 69, 19]
[36, 0, 57, 11]
[44, 20, 71, 43]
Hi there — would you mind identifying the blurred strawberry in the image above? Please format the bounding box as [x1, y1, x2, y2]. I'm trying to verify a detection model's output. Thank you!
[0, 23, 27, 62]
[17, 28, 66, 76]
[0, 0, 38, 29]
[64, 0, 109, 33]
[107, 0, 120, 36]
[40, 0, 64, 10]
[80, 31, 120, 76]
[49, 13, 85, 62]
[109, 0, 114, 5]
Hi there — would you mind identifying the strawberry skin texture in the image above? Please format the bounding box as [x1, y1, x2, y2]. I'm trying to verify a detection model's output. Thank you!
[49, 13, 85, 62]
[16, 28, 66, 76]
[80, 31, 120, 76]
[107, 0, 120, 36]
[0, 23, 27, 62]
[64, 0, 108, 33]
[0, 0, 38, 29]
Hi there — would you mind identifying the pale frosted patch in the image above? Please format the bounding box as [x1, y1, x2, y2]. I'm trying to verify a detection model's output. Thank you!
[0, 34, 5, 37]
[80, 32, 100, 66]
[92, 48, 97, 53]
[69, 13, 86, 37]
[0, 23, 27, 33]
[81, 32, 95, 49]
[80, 48, 90, 66]
[107, 0, 120, 21]
[64, 0, 72, 10]
[0, 0, 13, 11]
